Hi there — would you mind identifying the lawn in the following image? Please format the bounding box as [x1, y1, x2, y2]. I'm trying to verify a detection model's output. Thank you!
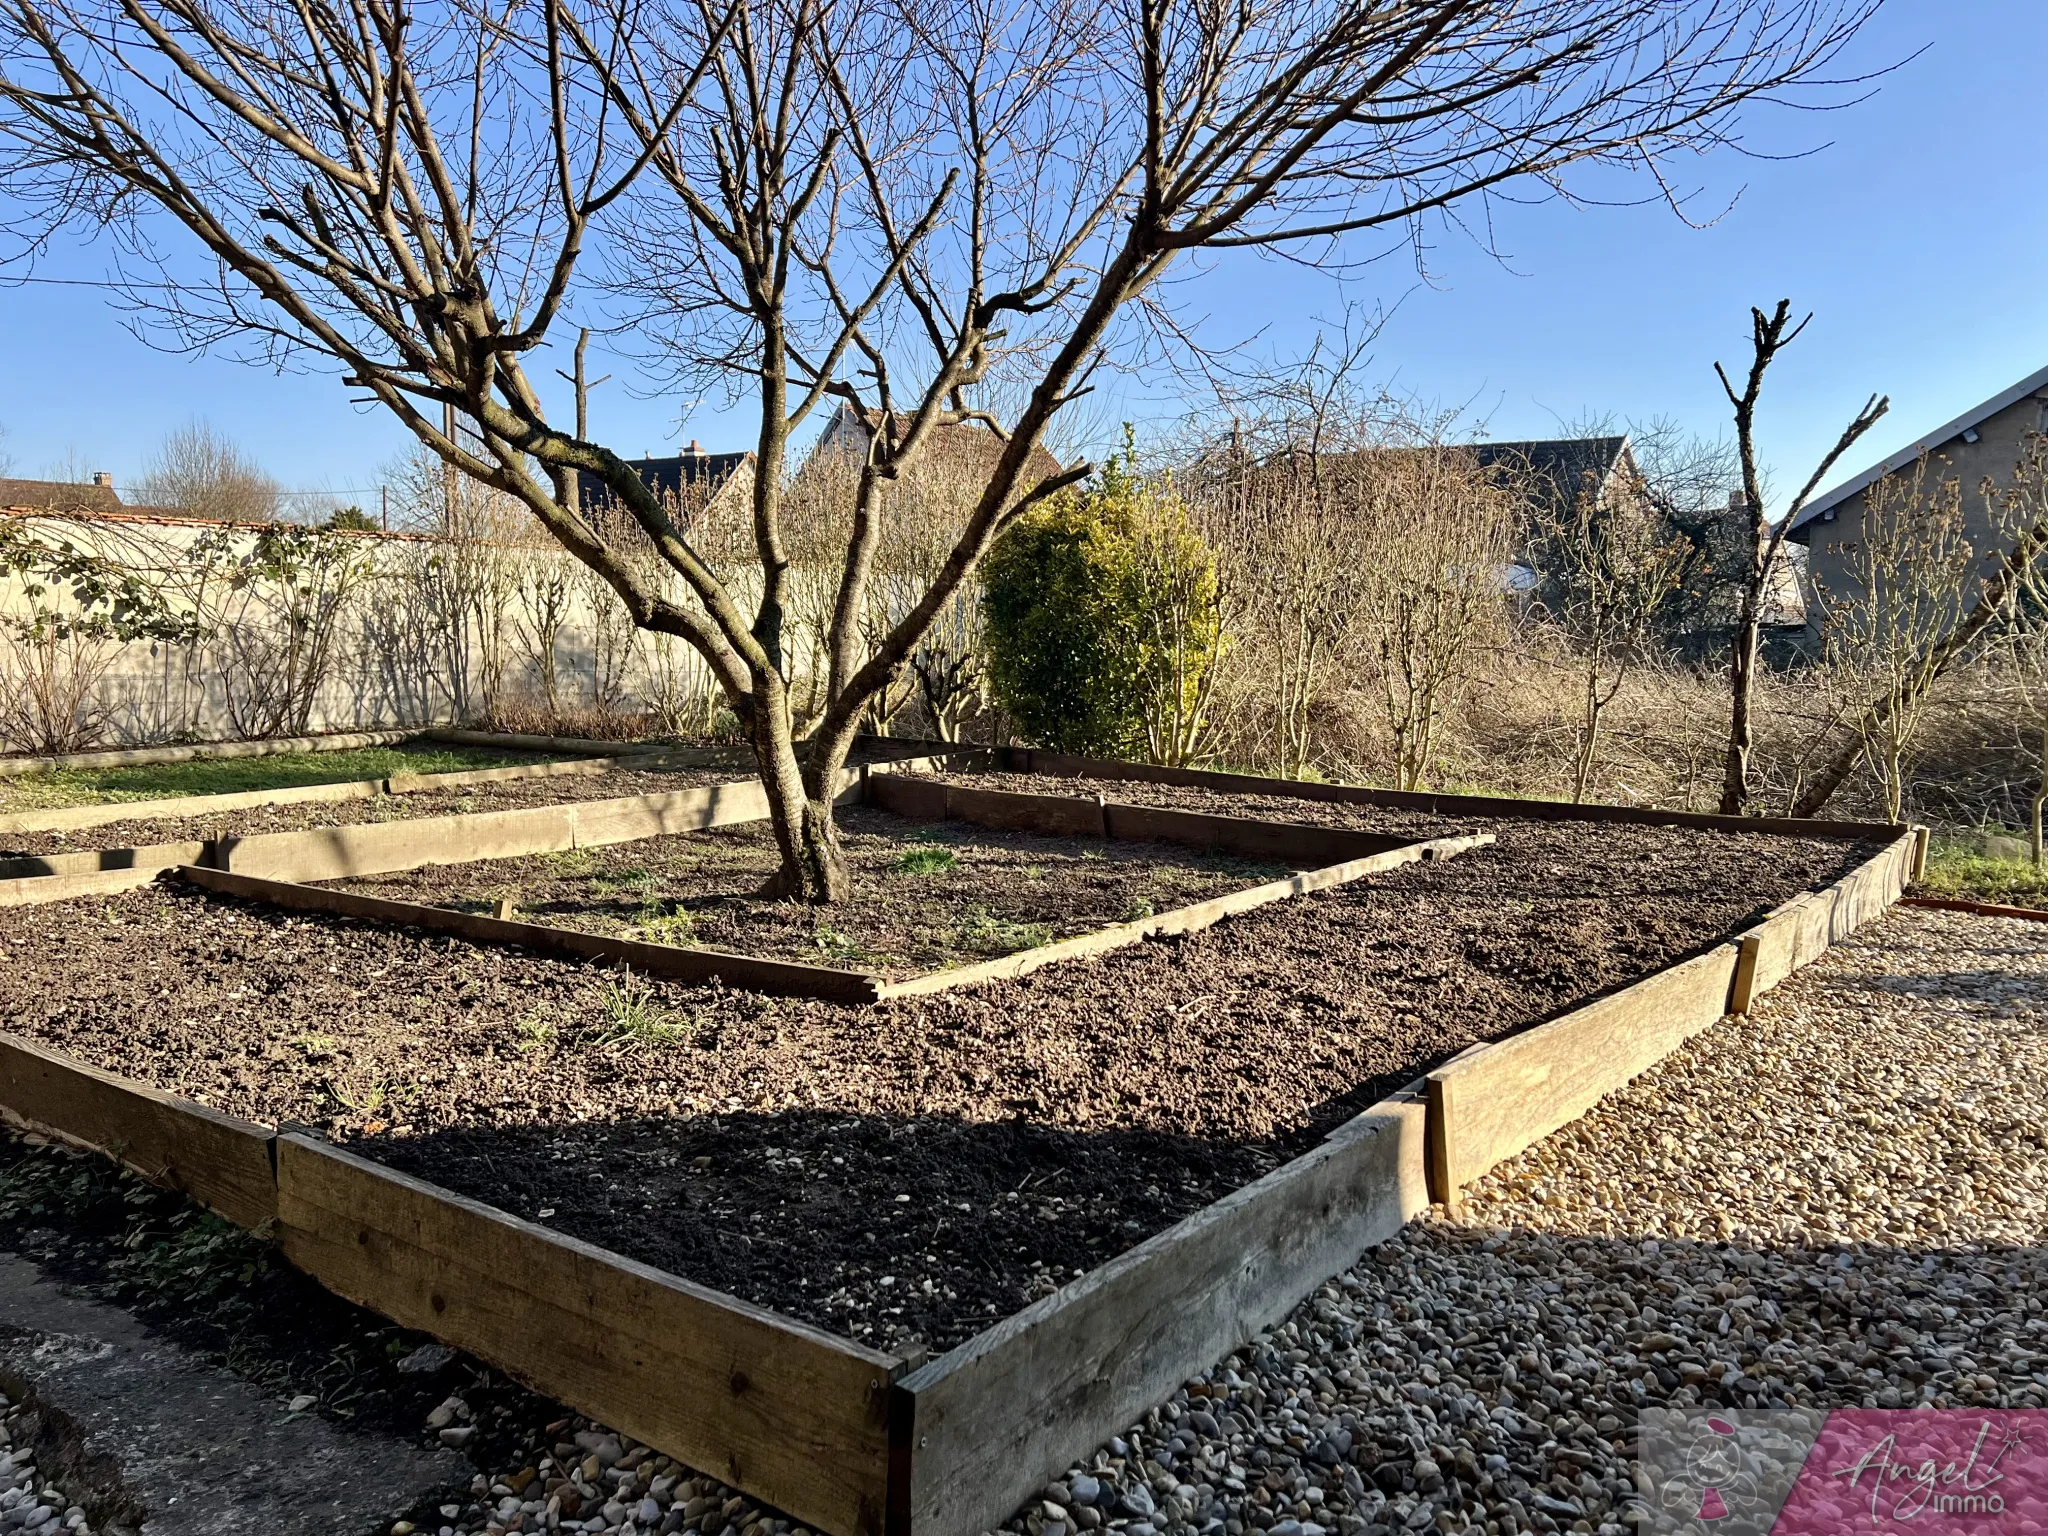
[0, 742, 551, 811]
[1918, 839, 2048, 910]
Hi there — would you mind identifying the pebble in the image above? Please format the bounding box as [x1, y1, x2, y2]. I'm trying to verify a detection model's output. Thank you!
[0, 1397, 96, 1536]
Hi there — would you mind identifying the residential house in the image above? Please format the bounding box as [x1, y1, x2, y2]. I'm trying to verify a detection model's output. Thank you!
[1786, 362, 2048, 609]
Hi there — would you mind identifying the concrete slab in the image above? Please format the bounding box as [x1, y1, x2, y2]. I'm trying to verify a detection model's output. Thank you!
[0, 1253, 466, 1536]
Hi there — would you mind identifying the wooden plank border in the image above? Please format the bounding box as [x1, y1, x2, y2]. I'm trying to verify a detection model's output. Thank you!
[0, 1032, 276, 1228]
[961, 746, 1903, 842]
[276, 1134, 903, 1536]
[889, 1084, 1431, 1536]
[876, 834, 1492, 1000]
[1898, 894, 2048, 923]
[0, 865, 165, 908]
[0, 728, 414, 778]
[174, 865, 885, 1004]
[1426, 831, 1915, 1202]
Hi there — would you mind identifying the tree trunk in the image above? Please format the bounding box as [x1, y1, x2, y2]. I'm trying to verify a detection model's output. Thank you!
[752, 698, 851, 904]
[1719, 591, 1761, 814]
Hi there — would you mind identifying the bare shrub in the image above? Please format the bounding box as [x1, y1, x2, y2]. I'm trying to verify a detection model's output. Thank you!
[134, 421, 282, 524]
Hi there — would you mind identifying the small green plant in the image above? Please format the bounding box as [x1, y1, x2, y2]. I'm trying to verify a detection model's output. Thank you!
[814, 926, 869, 962]
[539, 848, 598, 877]
[1120, 897, 1155, 922]
[958, 908, 1053, 956]
[893, 845, 958, 876]
[636, 903, 698, 946]
[514, 1010, 558, 1052]
[289, 1033, 339, 1060]
[592, 973, 686, 1050]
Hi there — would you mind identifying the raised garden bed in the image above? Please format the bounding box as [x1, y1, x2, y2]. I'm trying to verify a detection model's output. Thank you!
[318, 806, 1297, 980]
[0, 749, 1912, 1536]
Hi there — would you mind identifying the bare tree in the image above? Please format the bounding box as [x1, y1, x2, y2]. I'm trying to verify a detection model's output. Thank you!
[1714, 301, 1887, 814]
[1531, 483, 1684, 803]
[0, 0, 1877, 898]
[1792, 439, 2048, 819]
[134, 421, 284, 523]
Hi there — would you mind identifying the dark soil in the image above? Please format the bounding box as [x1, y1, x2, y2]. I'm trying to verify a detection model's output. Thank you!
[0, 779, 1878, 1353]
[0, 767, 738, 857]
[323, 807, 1283, 979]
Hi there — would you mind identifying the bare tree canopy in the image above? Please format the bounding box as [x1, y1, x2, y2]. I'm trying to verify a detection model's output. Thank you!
[0, 0, 1881, 897]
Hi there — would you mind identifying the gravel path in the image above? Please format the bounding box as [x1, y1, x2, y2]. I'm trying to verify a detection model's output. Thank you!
[411, 905, 2046, 1536]
[986, 906, 2048, 1536]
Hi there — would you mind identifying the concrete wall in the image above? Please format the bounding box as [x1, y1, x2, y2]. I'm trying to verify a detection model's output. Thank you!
[0, 514, 727, 750]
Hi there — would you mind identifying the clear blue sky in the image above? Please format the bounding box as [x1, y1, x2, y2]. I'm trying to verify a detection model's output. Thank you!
[0, 0, 2033, 513]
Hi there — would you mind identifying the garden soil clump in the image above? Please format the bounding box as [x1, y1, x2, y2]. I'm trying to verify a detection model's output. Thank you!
[0, 787, 1876, 1352]
[321, 806, 1284, 979]
[0, 767, 740, 858]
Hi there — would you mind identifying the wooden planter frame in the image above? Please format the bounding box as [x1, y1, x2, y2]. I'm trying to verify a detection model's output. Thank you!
[0, 747, 1915, 1536]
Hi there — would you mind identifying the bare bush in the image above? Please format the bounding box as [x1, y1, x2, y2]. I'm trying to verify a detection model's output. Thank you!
[134, 421, 282, 524]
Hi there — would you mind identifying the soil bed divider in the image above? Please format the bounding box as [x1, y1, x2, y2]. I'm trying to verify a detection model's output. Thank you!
[925, 745, 1903, 842]
[1425, 831, 1917, 1203]
[874, 833, 1494, 1000]
[173, 864, 886, 1004]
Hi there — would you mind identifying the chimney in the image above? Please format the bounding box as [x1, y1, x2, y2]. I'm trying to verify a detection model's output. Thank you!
[685, 439, 702, 455]
[92, 471, 113, 488]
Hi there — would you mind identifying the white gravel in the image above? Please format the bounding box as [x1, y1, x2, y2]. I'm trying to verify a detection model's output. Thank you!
[444, 906, 2048, 1536]
[0, 1393, 96, 1535]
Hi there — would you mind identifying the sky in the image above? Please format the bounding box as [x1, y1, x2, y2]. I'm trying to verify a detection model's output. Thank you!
[0, 0, 2036, 514]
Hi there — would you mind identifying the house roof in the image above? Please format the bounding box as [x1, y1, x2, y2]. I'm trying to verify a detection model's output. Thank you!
[1788, 360, 2048, 539]
[1468, 436, 1635, 515]
[0, 477, 126, 515]
[575, 449, 751, 511]
[821, 404, 1069, 491]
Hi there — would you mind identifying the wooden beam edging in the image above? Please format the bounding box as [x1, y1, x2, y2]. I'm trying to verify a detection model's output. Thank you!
[888, 1085, 1430, 1536]
[0, 777, 390, 837]
[0, 839, 210, 882]
[993, 748, 1903, 843]
[1899, 894, 2048, 923]
[863, 774, 1413, 866]
[424, 726, 656, 756]
[275, 1134, 903, 1536]
[875, 834, 1492, 1001]
[1426, 831, 1915, 1203]
[1729, 832, 1917, 1011]
[0, 1032, 275, 1228]
[0, 865, 165, 909]
[172, 866, 884, 1004]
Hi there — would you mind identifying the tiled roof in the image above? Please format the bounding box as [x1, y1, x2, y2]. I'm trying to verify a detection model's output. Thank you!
[0, 477, 125, 514]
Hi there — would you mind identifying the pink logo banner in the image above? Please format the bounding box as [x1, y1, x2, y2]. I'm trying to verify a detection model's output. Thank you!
[1640, 1409, 2048, 1534]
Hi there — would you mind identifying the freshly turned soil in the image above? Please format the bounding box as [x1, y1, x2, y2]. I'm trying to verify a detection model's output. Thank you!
[0, 767, 739, 857]
[323, 807, 1284, 979]
[0, 778, 1878, 1352]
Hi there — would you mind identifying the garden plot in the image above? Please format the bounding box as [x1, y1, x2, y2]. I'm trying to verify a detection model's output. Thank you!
[315, 806, 1297, 981]
[0, 762, 1904, 1536]
[0, 803, 1874, 1355]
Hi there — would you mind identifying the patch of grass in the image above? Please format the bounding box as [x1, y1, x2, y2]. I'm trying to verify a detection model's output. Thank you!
[290, 1033, 340, 1060]
[958, 907, 1053, 956]
[1921, 841, 2048, 910]
[1120, 897, 1156, 922]
[0, 742, 547, 810]
[635, 903, 698, 947]
[893, 845, 958, 876]
[538, 847, 599, 877]
[591, 973, 687, 1050]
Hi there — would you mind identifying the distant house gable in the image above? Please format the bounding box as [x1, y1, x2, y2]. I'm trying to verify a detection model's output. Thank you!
[1469, 436, 1640, 522]
[1788, 361, 2048, 541]
[573, 443, 752, 516]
